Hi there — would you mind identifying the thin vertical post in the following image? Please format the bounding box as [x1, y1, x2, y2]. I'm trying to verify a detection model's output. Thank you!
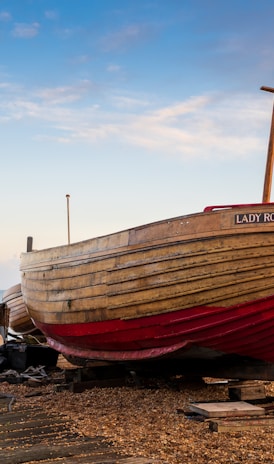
[66, 194, 70, 245]
[27, 236, 33, 252]
[261, 86, 274, 203]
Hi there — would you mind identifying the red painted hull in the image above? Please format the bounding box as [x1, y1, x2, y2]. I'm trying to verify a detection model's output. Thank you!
[20, 203, 274, 366]
[34, 294, 274, 363]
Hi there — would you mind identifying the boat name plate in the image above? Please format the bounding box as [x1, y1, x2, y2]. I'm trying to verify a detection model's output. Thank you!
[235, 212, 274, 224]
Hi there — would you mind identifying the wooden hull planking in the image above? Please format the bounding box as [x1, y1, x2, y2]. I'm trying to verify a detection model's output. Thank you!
[20, 204, 274, 362]
[2, 283, 37, 335]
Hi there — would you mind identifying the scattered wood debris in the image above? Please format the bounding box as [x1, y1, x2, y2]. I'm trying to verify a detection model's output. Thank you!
[1, 373, 274, 463]
[0, 365, 48, 384]
[185, 381, 274, 434]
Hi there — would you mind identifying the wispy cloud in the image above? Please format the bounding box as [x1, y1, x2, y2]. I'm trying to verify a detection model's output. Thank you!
[11, 22, 40, 38]
[35, 80, 95, 104]
[69, 55, 91, 65]
[55, 27, 76, 39]
[0, 11, 11, 21]
[36, 87, 83, 105]
[107, 64, 122, 73]
[148, 97, 210, 122]
[0, 80, 268, 160]
[44, 10, 58, 20]
[111, 94, 150, 109]
[100, 23, 154, 52]
[0, 82, 12, 89]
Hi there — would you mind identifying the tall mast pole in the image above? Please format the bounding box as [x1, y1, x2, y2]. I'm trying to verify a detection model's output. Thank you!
[66, 194, 71, 245]
[261, 86, 274, 203]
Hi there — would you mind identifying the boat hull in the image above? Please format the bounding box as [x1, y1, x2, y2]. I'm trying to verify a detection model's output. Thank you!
[35, 295, 274, 363]
[20, 204, 274, 363]
[2, 284, 38, 335]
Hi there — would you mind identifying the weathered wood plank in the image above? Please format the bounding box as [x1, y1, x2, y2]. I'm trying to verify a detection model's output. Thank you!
[70, 377, 128, 392]
[209, 416, 274, 432]
[0, 424, 77, 446]
[0, 411, 44, 423]
[228, 383, 266, 401]
[0, 407, 155, 464]
[118, 459, 157, 463]
[22, 229, 274, 323]
[30, 455, 155, 464]
[0, 409, 64, 424]
[0, 440, 116, 464]
[0, 416, 69, 432]
[189, 401, 265, 418]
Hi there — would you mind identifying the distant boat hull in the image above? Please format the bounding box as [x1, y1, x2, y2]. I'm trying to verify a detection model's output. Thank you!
[20, 204, 274, 364]
[2, 284, 38, 335]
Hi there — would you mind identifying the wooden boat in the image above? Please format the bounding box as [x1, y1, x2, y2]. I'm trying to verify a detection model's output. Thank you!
[2, 283, 38, 335]
[20, 86, 274, 365]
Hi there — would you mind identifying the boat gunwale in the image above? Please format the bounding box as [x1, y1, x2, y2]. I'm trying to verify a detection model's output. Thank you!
[20, 202, 274, 264]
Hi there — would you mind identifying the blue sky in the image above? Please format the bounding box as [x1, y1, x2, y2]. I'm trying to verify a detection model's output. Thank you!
[1, 0, 274, 289]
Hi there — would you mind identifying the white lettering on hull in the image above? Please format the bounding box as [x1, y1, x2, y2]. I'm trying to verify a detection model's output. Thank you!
[235, 212, 274, 224]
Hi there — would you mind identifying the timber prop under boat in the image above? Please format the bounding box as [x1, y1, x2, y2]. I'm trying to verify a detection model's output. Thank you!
[20, 86, 274, 364]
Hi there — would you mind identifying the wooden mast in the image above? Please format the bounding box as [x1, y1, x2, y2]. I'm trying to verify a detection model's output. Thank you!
[261, 86, 274, 203]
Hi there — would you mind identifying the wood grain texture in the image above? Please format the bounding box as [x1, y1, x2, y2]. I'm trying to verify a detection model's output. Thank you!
[20, 204, 274, 362]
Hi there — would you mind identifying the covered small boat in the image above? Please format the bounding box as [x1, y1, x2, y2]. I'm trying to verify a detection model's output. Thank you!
[20, 86, 274, 366]
[2, 283, 37, 336]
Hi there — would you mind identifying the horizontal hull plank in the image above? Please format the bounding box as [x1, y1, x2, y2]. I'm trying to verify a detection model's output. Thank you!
[21, 231, 274, 273]
[21, 235, 274, 300]
[205, 323, 274, 357]
[21, 231, 274, 283]
[22, 271, 108, 293]
[107, 257, 274, 294]
[2, 283, 22, 301]
[23, 272, 274, 326]
[9, 309, 31, 322]
[22, 265, 271, 309]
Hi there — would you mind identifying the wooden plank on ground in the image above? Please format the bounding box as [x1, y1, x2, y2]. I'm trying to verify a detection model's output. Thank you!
[0, 406, 157, 464]
[0, 408, 49, 423]
[0, 416, 69, 432]
[189, 401, 265, 418]
[32, 454, 156, 464]
[0, 440, 112, 464]
[70, 377, 128, 392]
[209, 416, 274, 432]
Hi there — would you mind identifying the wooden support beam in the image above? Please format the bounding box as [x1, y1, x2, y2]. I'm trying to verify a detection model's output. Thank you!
[228, 383, 266, 401]
[209, 416, 274, 432]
